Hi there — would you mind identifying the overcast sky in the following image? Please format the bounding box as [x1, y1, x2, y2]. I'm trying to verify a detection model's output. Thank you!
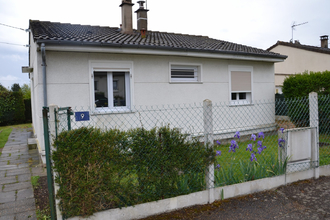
[0, 0, 329, 89]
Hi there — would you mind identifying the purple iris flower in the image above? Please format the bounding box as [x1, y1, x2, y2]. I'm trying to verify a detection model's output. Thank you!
[258, 132, 265, 139]
[216, 150, 221, 156]
[246, 143, 253, 151]
[234, 131, 240, 139]
[279, 128, 285, 133]
[216, 140, 221, 145]
[229, 140, 238, 152]
[278, 138, 285, 147]
[250, 153, 257, 162]
[250, 134, 256, 141]
[257, 141, 262, 148]
[216, 164, 221, 169]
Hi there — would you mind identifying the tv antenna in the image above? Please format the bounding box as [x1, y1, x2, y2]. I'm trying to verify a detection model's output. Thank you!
[291, 21, 308, 42]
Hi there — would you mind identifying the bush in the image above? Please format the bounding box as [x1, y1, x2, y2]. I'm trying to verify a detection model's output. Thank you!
[52, 126, 215, 217]
[0, 90, 25, 125]
[282, 70, 330, 131]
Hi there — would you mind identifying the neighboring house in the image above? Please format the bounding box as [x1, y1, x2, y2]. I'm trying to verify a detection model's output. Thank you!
[268, 35, 330, 94]
[24, 0, 286, 162]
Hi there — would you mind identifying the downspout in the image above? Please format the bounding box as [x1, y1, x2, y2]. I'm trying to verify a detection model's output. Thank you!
[41, 43, 47, 106]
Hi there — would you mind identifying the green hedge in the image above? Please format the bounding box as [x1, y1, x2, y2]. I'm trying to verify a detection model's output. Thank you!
[53, 126, 215, 217]
[0, 90, 25, 125]
[282, 70, 330, 132]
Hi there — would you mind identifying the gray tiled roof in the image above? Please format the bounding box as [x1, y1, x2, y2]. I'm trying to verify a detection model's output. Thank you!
[30, 20, 286, 59]
[267, 41, 330, 55]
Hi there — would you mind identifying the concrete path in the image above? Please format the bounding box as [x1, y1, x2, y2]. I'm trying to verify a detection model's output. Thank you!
[0, 128, 45, 220]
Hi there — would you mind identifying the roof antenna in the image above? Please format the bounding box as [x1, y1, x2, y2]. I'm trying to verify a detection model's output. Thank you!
[291, 21, 308, 42]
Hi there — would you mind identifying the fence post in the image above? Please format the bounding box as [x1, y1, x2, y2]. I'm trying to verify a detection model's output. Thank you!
[203, 99, 214, 204]
[42, 107, 57, 220]
[309, 92, 319, 179]
[49, 105, 62, 220]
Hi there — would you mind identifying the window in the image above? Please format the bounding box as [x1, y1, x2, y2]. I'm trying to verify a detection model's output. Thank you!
[170, 64, 201, 82]
[94, 71, 130, 110]
[229, 66, 253, 105]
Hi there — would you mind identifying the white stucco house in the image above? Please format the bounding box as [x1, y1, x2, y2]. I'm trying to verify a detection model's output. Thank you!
[25, 0, 286, 161]
[268, 35, 330, 94]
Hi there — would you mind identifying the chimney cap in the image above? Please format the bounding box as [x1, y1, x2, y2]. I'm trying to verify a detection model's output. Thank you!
[120, 0, 134, 7]
[320, 35, 328, 40]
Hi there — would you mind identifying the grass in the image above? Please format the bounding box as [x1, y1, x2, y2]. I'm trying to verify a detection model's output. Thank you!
[0, 123, 32, 154]
[214, 134, 287, 186]
[31, 176, 40, 188]
[319, 134, 330, 166]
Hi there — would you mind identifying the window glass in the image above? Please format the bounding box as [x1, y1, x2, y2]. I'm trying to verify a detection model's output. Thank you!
[94, 71, 129, 109]
[94, 72, 108, 107]
[113, 72, 126, 107]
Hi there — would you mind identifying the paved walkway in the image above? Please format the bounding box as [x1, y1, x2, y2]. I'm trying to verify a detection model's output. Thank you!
[0, 128, 44, 220]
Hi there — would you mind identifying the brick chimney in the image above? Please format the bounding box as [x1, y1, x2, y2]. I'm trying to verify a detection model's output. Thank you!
[120, 0, 134, 34]
[320, 35, 328, 48]
[135, 1, 149, 31]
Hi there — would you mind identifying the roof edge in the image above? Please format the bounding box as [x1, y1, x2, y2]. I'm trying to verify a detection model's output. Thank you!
[35, 39, 287, 60]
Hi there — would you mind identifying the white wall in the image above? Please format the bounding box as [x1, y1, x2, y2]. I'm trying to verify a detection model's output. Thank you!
[31, 49, 276, 156]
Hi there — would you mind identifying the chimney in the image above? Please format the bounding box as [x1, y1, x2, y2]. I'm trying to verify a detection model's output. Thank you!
[120, 0, 134, 34]
[135, 1, 149, 31]
[321, 35, 328, 48]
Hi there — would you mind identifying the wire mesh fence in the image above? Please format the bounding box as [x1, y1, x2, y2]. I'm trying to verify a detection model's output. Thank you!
[47, 95, 330, 217]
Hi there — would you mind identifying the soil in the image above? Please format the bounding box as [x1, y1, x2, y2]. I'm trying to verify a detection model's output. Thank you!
[33, 176, 51, 217]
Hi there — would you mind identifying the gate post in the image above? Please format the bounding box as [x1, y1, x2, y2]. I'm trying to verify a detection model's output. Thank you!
[203, 99, 214, 203]
[309, 92, 319, 179]
[42, 107, 57, 220]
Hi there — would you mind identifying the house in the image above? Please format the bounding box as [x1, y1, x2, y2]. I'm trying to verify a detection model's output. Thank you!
[268, 36, 330, 94]
[25, 0, 286, 162]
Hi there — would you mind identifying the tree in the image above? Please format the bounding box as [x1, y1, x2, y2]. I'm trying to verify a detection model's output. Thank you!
[0, 83, 8, 92]
[21, 84, 31, 99]
[11, 83, 21, 92]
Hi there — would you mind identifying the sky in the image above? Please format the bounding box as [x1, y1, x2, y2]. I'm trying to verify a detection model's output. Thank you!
[0, 0, 329, 89]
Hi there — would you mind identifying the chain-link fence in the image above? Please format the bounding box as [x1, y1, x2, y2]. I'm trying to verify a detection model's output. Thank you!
[47, 94, 330, 218]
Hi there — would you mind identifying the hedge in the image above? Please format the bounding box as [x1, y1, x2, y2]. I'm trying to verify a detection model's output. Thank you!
[0, 90, 25, 125]
[52, 126, 216, 217]
[282, 70, 330, 133]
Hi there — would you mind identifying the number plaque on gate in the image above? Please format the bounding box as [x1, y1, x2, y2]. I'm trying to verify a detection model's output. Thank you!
[75, 111, 90, 121]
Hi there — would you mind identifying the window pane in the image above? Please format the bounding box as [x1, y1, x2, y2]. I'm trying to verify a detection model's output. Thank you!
[239, 92, 246, 100]
[113, 72, 126, 107]
[231, 93, 237, 100]
[94, 72, 108, 107]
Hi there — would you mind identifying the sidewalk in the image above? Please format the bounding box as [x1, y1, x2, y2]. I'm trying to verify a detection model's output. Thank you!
[0, 128, 45, 220]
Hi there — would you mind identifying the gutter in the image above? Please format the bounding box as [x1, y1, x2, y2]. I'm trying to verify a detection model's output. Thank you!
[35, 39, 288, 61]
[41, 43, 47, 106]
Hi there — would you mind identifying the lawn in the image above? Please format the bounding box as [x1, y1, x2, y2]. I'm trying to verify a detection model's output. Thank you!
[0, 123, 32, 155]
[214, 133, 288, 187]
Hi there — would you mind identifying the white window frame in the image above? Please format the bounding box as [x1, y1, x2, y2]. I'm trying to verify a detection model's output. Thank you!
[169, 63, 202, 83]
[229, 65, 253, 105]
[89, 61, 133, 113]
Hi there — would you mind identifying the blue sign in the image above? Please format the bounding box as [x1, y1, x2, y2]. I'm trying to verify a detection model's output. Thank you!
[75, 111, 90, 121]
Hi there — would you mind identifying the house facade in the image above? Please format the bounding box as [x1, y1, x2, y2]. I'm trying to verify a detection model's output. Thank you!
[268, 36, 330, 94]
[26, 0, 286, 162]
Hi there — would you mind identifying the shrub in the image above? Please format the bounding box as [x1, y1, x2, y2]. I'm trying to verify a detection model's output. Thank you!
[282, 70, 330, 131]
[52, 126, 215, 217]
[0, 90, 25, 125]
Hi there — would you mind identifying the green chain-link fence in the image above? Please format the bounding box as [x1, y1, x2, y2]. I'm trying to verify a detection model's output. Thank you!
[45, 95, 330, 218]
